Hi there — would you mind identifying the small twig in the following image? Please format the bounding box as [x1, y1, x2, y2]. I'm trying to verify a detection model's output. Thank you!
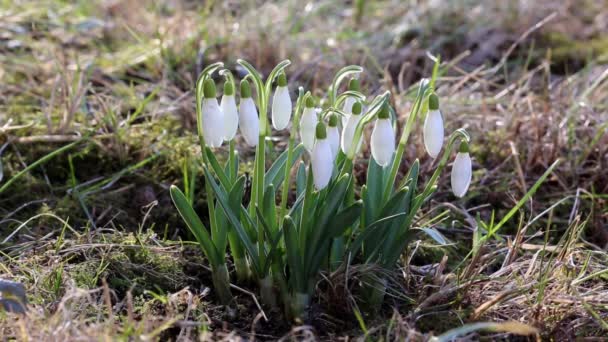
[230, 283, 268, 321]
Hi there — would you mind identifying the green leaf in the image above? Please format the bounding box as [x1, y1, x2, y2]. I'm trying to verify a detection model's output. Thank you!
[296, 161, 306, 197]
[417, 227, 450, 245]
[205, 147, 231, 189]
[262, 183, 277, 234]
[203, 167, 261, 275]
[265, 144, 305, 190]
[283, 216, 303, 292]
[348, 212, 407, 262]
[170, 185, 221, 267]
[255, 207, 283, 274]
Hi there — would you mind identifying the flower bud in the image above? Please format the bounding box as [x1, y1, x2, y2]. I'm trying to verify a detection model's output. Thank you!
[299, 97, 318, 152]
[221, 81, 239, 141]
[327, 114, 340, 160]
[201, 78, 224, 148]
[451, 141, 472, 198]
[370, 104, 395, 167]
[423, 93, 444, 158]
[341, 101, 363, 156]
[271, 72, 292, 130]
[238, 80, 259, 147]
[311, 122, 333, 190]
[341, 78, 360, 126]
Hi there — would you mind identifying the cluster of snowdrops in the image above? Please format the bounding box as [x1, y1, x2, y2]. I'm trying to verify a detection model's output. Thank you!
[170, 59, 471, 320]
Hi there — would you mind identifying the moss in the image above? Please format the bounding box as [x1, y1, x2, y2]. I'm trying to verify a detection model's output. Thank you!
[543, 32, 608, 66]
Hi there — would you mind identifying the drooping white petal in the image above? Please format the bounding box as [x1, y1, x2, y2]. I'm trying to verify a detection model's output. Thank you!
[220, 94, 239, 141]
[451, 152, 472, 198]
[311, 139, 333, 190]
[327, 126, 340, 160]
[341, 114, 362, 155]
[299, 107, 318, 151]
[341, 96, 356, 127]
[271, 86, 292, 130]
[238, 98, 259, 147]
[423, 109, 444, 158]
[201, 98, 224, 148]
[370, 118, 395, 167]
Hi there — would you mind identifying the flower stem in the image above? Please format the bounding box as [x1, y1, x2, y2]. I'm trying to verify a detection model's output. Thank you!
[211, 263, 233, 305]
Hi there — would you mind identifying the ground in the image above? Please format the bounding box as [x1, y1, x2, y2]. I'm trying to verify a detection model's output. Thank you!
[0, 0, 607, 340]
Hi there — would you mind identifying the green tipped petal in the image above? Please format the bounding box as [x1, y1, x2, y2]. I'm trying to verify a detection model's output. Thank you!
[459, 140, 469, 153]
[277, 72, 287, 87]
[328, 114, 338, 127]
[223, 81, 234, 96]
[203, 79, 216, 98]
[240, 79, 252, 98]
[348, 78, 360, 91]
[315, 122, 327, 139]
[429, 93, 439, 110]
[305, 96, 315, 108]
[352, 101, 362, 115]
[378, 104, 390, 119]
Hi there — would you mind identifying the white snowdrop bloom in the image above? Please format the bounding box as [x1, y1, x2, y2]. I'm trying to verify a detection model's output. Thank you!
[271, 73, 292, 130]
[238, 80, 260, 147]
[341, 78, 360, 127]
[370, 105, 395, 167]
[220, 81, 239, 141]
[423, 94, 444, 159]
[201, 79, 224, 148]
[326, 114, 340, 160]
[299, 97, 318, 152]
[451, 141, 472, 198]
[340, 101, 363, 156]
[311, 122, 333, 190]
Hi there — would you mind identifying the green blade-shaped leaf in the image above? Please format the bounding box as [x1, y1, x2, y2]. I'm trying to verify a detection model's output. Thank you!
[417, 227, 451, 245]
[283, 216, 303, 292]
[203, 167, 261, 275]
[295, 161, 306, 197]
[170, 185, 221, 267]
[256, 207, 283, 274]
[205, 147, 231, 189]
[265, 144, 305, 190]
[262, 183, 277, 234]
[328, 201, 362, 237]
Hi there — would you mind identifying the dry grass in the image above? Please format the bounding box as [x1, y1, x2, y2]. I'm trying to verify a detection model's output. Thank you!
[1, 0, 607, 340]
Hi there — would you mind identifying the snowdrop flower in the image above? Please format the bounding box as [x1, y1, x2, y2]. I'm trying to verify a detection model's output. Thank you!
[341, 101, 363, 156]
[238, 80, 260, 147]
[271, 72, 292, 130]
[326, 114, 340, 160]
[341, 78, 360, 127]
[370, 104, 395, 167]
[423, 93, 444, 158]
[451, 141, 472, 198]
[311, 122, 333, 190]
[201, 78, 224, 148]
[220, 81, 239, 141]
[299, 97, 318, 152]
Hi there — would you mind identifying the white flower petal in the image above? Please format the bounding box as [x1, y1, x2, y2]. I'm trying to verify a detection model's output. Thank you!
[271, 86, 292, 130]
[299, 107, 318, 151]
[311, 139, 333, 190]
[423, 109, 444, 158]
[370, 118, 395, 166]
[202, 98, 224, 147]
[341, 96, 356, 127]
[451, 152, 472, 198]
[238, 98, 260, 147]
[341, 114, 362, 155]
[327, 126, 340, 160]
[220, 94, 239, 141]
